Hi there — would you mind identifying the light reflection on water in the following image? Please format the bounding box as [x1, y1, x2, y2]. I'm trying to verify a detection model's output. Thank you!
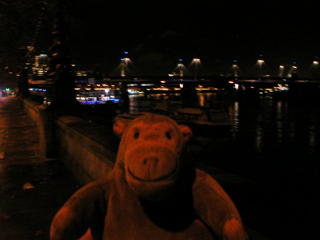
[276, 101, 284, 144]
[232, 101, 240, 133]
[129, 92, 320, 185]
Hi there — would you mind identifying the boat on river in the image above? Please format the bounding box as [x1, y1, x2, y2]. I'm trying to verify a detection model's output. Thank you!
[152, 101, 231, 134]
[115, 101, 231, 135]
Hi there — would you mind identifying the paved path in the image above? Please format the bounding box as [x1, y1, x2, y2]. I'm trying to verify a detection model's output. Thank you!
[0, 96, 79, 240]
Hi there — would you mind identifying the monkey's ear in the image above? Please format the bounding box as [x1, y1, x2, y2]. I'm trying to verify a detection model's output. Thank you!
[179, 125, 193, 142]
[113, 120, 126, 138]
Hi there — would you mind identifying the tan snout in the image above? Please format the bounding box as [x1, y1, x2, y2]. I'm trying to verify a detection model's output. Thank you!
[143, 157, 159, 169]
[126, 144, 178, 181]
[124, 144, 179, 200]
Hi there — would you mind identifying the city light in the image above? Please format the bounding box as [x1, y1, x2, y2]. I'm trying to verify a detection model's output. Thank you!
[119, 56, 131, 77]
[191, 58, 201, 64]
[279, 65, 285, 77]
[310, 58, 319, 79]
[287, 63, 298, 77]
[257, 57, 265, 80]
[176, 60, 186, 77]
[191, 58, 201, 80]
[232, 60, 239, 78]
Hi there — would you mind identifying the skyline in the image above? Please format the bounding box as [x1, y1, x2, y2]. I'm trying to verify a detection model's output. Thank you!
[64, 0, 320, 77]
[13, 51, 320, 80]
[92, 52, 319, 78]
[1, 0, 320, 86]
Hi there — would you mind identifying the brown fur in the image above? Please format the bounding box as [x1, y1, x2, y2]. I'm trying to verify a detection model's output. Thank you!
[50, 113, 247, 240]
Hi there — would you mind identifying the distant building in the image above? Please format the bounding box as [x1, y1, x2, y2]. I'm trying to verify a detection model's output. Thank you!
[32, 54, 49, 76]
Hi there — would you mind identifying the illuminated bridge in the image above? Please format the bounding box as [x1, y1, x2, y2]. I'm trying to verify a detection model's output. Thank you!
[29, 75, 320, 101]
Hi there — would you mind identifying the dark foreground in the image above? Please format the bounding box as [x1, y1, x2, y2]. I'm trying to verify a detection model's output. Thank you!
[0, 96, 79, 240]
[0, 96, 315, 239]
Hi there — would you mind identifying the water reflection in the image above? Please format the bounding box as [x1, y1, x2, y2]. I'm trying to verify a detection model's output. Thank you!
[199, 94, 205, 107]
[309, 123, 316, 152]
[276, 101, 284, 143]
[232, 101, 240, 134]
[129, 94, 154, 113]
[128, 93, 320, 185]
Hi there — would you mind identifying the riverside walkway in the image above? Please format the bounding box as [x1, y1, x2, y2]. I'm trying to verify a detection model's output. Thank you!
[0, 96, 79, 240]
[0, 95, 275, 240]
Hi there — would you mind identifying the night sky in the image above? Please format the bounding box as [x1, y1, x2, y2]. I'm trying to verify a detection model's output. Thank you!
[2, 0, 320, 80]
[64, 0, 319, 77]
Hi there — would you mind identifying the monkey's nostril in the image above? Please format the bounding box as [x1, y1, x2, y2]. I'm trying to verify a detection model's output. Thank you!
[143, 157, 159, 165]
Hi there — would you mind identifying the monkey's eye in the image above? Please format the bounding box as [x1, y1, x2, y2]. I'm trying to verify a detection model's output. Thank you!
[134, 131, 140, 139]
[165, 131, 171, 140]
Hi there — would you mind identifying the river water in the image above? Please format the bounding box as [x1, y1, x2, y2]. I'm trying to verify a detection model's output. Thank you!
[129, 93, 319, 184]
[127, 92, 319, 239]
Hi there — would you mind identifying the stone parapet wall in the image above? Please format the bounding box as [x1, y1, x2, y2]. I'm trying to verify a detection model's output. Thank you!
[22, 98, 118, 185]
[22, 98, 53, 157]
[56, 116, 117, 185]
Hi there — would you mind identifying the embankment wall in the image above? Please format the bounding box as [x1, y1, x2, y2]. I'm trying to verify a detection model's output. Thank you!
[23, 99, 117, 185]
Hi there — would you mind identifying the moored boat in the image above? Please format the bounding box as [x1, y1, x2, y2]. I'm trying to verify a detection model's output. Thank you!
[152, 101, 231, 135]
[115, 101, 231, 135]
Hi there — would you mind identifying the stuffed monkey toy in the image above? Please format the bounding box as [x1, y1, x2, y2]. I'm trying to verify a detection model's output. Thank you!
[50, 113, 247, 240]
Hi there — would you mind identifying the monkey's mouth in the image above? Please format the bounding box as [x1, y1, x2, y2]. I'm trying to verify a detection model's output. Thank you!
[127, 166, 178, 182]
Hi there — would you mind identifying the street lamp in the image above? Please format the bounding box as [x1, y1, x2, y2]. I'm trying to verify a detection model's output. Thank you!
[287, 62, 297, 78]
[292, 62, 297, 73]
[177, 63, 184, 77]
[177, 59, 185, 77]
[311, 57, 319, 79]
[279, 65, 284, 77]
[257, 58, 264, 80]
[120, 52, 131, 77]
[191, 58, 201, 80]
[232, 60, 239, 78]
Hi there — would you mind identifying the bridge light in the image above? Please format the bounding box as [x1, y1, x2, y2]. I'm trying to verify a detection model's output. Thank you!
[192, 58, 201, 63]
